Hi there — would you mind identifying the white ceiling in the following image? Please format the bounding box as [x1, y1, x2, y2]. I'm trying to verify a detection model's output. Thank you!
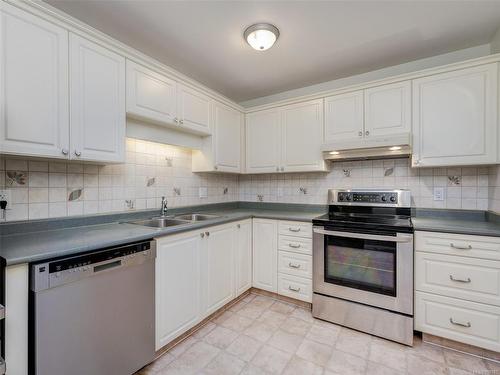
[45, 1, 500, 103]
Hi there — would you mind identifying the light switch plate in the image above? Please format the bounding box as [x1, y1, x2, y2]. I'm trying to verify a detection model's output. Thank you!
[433, 187, 444, 201]
[199, 187, 208, 198]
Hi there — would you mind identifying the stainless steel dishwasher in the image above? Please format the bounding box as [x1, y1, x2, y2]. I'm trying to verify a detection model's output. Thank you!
[30, 240, 156, 375]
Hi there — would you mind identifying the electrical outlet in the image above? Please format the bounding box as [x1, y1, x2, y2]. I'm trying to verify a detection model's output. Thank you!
[0, 189, 11, 203]
[433, 187, 445, 201]
[199, 187, 208, 198]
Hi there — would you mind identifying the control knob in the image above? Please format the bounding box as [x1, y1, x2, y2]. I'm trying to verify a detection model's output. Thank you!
[346, 195, 352, 201]
[390, 196, 396, 202]
[381, 196, 387, 202]
[339, 195, 344, 201]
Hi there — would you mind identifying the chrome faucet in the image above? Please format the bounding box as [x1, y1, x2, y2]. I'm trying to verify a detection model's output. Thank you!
[161, 196, 168, 216]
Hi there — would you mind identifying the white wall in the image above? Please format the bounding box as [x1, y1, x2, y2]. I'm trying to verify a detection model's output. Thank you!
[239, 44, 491, 108]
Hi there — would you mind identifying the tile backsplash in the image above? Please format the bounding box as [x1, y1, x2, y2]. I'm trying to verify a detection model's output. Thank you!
[238, 158, 490, 211]
[0, 138, 238, 221]
[0, 141, 497, 222]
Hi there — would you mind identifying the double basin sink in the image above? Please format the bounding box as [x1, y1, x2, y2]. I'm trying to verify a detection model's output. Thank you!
[129, 213, 222, 228]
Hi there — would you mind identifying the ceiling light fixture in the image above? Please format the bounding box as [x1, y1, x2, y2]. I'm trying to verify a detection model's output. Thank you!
[389, 146, 402, 151]
[329, 151, 340, 155]
[244, 23, 280, 51]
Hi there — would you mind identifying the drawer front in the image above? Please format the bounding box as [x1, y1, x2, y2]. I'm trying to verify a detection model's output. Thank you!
[278, 235, 312, 255]
[277, 273, 312, 303]
[416, 252, 500, 306]
[415, 231, 500, 260]
[278, 221, 312, 239]
[278, 251, 312, 279]
[415, 291, 500, 352]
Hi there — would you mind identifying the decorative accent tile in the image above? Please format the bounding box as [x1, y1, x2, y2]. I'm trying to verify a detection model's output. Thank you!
[68, 188, 83, 201]
[6, 171, 27, 186]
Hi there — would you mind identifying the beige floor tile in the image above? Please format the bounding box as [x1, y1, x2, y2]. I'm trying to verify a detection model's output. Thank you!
[368, 337, 407, 372]
[169, 336, 199, 358]
[251, 295, 275, 310]
[244, 321, 276, 343]
[296, 338, 333, 366]
[269, 301, 296, 315]
[256, 310, 288, 329]
[335, 328, 372, 359]
[242, 294, 256, 303]
[161, 341, 220, 375]
[203, 325, 239, 349]
[325, 348, 367, 375]
[280, 316, 312, 336]
[201, 352, 246, 375]
[447, 367, 474, 375]
[444, 349, 489, 373]
[365, 361, 402, 375]
[251, 345, 293, 374]
[411, 338, 446, 364]
[193, 322, 217, 339]
[237, 305, 266, 320]
[290, 307, 315, 323]
[240, 363, 271, 375]
[220, 313, 254, 332]
[268, 329, 304, 354]
[212, 310, 234, 325]
[282, 355, 323, 375]
[144, 352, 175, 372]
[226, 334, 263, 362]
[306, 323, 340, 346]
[407, 353, 448, 375]
[228, 300, 248, 313]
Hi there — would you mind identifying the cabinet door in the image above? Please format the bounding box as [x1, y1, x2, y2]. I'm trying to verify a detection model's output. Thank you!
[203, 224, 235, 316]
[281, 99, 326, 172]
[177, 84, 211, 135]
[412, 63, 498, 167]
[214, 102, 241, 172]
[235, 220, 252, 296]
[126, 60, 177, 125]
[252, 219, 278, 292]
[0, 3, 69, 158]
[324, 91, 364, 142]
[155, 232, 202, 350]
[70, 34, 126, 163]
[246, 109, 281, 173]
[364, 81, 411, 138]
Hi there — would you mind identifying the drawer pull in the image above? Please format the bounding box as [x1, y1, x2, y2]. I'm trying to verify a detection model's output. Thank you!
[449, 275, 471, 283]
[450, 243, 472, 250]
[288, 285, 301, 292]
[288, 243, 301, 249]
[288, 262, 301, 269]
[288, 227, 301, 233]
[449, 318, 471, 328]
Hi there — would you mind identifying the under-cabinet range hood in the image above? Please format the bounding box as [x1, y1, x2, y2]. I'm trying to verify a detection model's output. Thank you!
[322, 134, 411, 161]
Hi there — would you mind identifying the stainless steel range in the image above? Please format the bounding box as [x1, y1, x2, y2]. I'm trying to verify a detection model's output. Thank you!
[312, 189, 414, 346]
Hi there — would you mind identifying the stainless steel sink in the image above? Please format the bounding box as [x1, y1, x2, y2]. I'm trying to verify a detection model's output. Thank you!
[173, 213, 221, 221]
[128, 217, 190, 228]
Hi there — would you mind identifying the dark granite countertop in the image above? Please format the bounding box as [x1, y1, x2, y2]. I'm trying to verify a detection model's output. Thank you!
[0, 203, 326, 266]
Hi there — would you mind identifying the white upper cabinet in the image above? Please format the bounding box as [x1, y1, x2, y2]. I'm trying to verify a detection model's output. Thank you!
[192, 101, 242, 173]
[246, 108, 281, 173]
[281, 99, 326, 172]
[0, 3, 69, 158]
[177, 84, 211, 135]
[70, 34, 126, 163]
[245, 101, 328, 174]
[126, 60, 177, 125]
[324, 91, 364, 142]
[364, 81, 411, 138]
[412, 63, 498, 167]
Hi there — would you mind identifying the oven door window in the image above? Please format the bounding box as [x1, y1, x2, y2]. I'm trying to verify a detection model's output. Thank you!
[324, 234, 396, 296]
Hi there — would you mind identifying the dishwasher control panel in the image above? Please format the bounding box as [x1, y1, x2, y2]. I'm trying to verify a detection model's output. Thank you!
[31, 240, 155, 292]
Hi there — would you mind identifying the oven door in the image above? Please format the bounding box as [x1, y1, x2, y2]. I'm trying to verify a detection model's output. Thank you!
[313, 226, 413, 315]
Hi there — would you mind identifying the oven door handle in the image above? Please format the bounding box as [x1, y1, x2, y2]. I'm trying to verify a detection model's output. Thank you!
[313, 228, 412, 243]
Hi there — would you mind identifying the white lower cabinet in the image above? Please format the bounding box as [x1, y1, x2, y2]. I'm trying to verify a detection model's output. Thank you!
[202, 224, 235, 315]
[155, 220, 250, 350]
[155, 230, 202, 350]
[415, 230, 500, 352]
[235, 220, 252, 296]
[252, 219, 278, 292]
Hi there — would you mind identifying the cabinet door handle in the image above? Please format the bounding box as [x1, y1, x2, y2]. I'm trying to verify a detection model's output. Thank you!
[179, 119, 184, 124]
[288, 243, 301, 249]
[205, 231, 210, 237]
[450, 243, 472, 250]
[449, 318, 471, 328]
[200, 233, 205, 238]
[173, 117, 179, 123]
[214, 165, 218, 170]
[449, 275, 471, 283]
[288, 285, 301, 292]
[276, 167, 279, 172]
[365, 130, 370, 136]
[288, 227, 301, 233]
[74, 150, 82, 157]
[288, 262, 301, 269]
[237, 224, 241, 229]
[358, 131, 363, 137]
[61, 149, 69, 155]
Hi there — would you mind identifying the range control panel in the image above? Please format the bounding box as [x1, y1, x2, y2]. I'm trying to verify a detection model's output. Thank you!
[337, 191, 398, 204]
